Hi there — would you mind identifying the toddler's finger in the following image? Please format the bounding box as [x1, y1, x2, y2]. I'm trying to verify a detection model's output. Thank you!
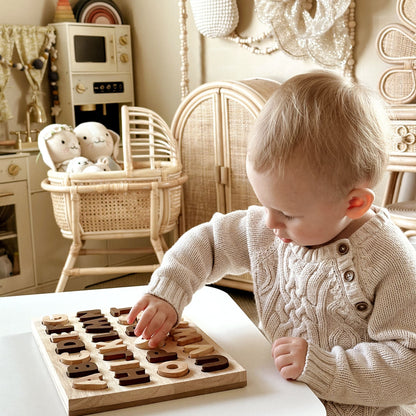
[127, 298, 149, 324]
[148, 318, 176, 349]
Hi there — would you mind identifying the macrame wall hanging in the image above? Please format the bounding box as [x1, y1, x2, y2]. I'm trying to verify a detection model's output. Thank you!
[0, 25, 57, 123]
[179, 0, 356, 100]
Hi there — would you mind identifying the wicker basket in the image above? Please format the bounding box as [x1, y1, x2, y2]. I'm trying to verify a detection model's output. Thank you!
[41, 106, 187, 292]
[45, 159, 184, 240]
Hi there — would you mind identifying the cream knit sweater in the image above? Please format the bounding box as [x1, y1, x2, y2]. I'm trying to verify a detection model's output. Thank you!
[147, 206, 416, 415]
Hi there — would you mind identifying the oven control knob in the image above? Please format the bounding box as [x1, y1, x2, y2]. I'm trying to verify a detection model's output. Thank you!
[8, 164, 20, 176]
[75, 83, 87, 94]
[120, 53, 129, 63]
[119, 35, 128, 45]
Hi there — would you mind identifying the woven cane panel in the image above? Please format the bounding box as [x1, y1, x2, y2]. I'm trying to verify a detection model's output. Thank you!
[224, 98, 259, 211]
[50, 192, 70, 233]
[238, 78, 279, 102]
[380, 27, 416, 58]
[383, 71, 416, 101]
[180, 97, 218, 230]
[401, 0, 416, 27]
[163, 185, 182, 228]
[79, 191, 152, 233]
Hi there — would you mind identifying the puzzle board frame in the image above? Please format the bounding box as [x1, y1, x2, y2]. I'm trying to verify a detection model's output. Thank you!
[31, 309, 247, 416]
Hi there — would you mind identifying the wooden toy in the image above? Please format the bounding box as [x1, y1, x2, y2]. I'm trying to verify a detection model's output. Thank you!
[32, 307, 246, 416]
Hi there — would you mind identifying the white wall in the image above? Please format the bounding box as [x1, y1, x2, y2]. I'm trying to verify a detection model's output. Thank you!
[115, 0, 398, 121]
[0, 0, 405, 201]
[0, 0, 400, 125]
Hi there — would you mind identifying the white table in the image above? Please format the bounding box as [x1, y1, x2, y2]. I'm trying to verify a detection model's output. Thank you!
[0, 285, 326, 415]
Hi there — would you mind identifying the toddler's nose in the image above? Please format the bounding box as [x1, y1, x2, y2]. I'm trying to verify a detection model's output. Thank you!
[265, 210, 285, 230]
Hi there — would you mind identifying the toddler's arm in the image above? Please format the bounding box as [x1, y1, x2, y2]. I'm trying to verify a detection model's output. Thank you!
[127, 294, 177, 348]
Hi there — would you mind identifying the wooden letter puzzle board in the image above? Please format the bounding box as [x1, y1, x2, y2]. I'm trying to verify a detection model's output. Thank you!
[32, 307, 247, 416]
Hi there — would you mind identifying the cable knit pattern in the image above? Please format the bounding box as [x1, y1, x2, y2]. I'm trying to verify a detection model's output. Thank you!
[147, 206, 416, 415]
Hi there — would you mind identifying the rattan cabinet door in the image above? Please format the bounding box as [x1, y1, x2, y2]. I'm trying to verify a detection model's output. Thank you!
[173, 79, 279, 230]
[172, 79, 279, 290]
[219, 83, 271, 213]
[173, 87, 221, 232]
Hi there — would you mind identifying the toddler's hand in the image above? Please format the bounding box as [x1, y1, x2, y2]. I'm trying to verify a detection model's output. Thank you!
[272, 337, 308, 380]
[127, 294, 177, 348]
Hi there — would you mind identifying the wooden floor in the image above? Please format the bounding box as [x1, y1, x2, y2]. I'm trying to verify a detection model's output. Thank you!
[87, 273, 259, 326]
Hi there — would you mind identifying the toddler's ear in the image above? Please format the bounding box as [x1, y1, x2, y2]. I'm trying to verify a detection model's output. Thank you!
[346, 188, 375, 219]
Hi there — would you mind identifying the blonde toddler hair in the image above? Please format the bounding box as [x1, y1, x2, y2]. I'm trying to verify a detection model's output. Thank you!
[247, 71, 391, 197]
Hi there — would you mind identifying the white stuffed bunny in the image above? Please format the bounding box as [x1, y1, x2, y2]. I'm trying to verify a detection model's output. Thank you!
[38, 124, 81, 171]
[74, 122, 121, 171]
[67, 156, 110, 174]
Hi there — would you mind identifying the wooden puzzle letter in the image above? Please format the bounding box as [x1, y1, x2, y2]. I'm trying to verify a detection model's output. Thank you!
[92, 330, 119, 342]
[66, 362, 99, 378]
[42, 314, 68, 326]
[134, 336, 165, 350]
[114, 368, 150, 386]
[99, 343, 127, 354]
[83, 318, 113, 333]
[95, 339, 123, 349]
[109, 360, 141, 371]
[158, 360, 189, 378]
[171, 328, 203, 346]
[45, 323, 74, 335]
[72, 373, 108, 390]
[195, 355, 229, 372]
[60, 350, 91, 365]
[146, 349, 178, 363]
[55, 339, 86, 354]
[103, 350, 134, 361]
[76, 309, 103, 321]
[50, 331, 79, 343]
[110, 307, 132, 317]
[118, 315, 134, 325]
[183, 344, 214, 358]
[82, 317, 110, 328]
[176, 320, 189, 328]
[125, 325, 136, 336]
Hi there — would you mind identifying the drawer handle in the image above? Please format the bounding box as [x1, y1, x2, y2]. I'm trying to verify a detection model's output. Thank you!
[0, 192, 13, 198]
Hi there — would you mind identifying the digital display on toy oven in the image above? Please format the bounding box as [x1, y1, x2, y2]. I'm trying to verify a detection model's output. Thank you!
[74, 35, 106, 63]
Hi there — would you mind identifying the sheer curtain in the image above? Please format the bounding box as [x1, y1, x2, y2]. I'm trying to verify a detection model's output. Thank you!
[14, 25, 55, 118]
[0, 26, 16, 122]
[0, 25, 54, 123]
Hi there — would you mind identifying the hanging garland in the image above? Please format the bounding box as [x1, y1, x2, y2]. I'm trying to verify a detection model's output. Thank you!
[0, 29, 60, 118]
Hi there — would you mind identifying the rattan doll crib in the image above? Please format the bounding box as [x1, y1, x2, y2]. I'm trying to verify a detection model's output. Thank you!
[41, 106, 187, 292]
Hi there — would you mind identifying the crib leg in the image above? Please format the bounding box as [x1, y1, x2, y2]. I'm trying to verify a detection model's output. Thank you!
[55, 242, 82, 292]
[151, 237, 165, 265]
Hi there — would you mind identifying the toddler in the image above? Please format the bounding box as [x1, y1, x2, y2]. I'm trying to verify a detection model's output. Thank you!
[128, 71, 416, 416]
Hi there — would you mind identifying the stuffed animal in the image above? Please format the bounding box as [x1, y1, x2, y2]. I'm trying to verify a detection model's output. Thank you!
[38, 124, 81, 171]
[66, 156, 109, 174]
[74, 122, 121, 170]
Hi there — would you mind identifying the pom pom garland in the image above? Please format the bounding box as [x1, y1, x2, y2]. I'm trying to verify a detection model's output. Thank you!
[0, 30, 61, 118]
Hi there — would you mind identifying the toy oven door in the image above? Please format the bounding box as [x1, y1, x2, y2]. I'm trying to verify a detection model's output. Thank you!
[0, 181, 34, 295]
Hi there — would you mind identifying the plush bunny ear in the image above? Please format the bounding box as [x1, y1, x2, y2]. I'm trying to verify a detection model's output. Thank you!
[38, 124, 60, 171]
[108, 129, 120, 159]
[189, 0, 239, 38]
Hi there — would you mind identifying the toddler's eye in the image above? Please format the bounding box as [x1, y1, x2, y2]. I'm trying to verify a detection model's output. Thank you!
[283, 213, 295, 220]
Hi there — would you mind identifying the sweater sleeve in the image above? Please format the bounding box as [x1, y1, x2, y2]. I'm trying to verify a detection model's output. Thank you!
[147, 210, 252, 319]
[298, 236, 416, 408]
